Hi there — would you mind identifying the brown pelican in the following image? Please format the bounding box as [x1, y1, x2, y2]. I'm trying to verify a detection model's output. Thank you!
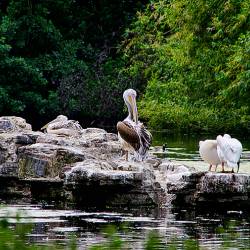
[199, 139, 221, 171]
[41, 115, 83, 136]
[117, 89, 152, 161]
[216, 134, 242, 173]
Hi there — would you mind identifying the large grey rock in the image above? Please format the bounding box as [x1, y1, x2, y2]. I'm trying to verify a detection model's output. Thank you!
[36, 130, 121, 160]
[8, 120, 193, 207]
[0, 116, 32, 133]
[170, 171, 250, 207]
[63, 158, 171, 207]
[198, 172, 250, 193]
[0, 116, 41, 169]
[64, 159, 143, 185]
[0, 133, 19, 164]
[18, 143, 86, 178]
[65, 162, 142, 188]
[0, 130, 42, 176]
[16, 127, 121, 179]
[36, 133, 88, 147]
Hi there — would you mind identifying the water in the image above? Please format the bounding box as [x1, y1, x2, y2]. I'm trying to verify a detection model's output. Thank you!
[1, 132, 250, 249]
[1, 205, 250, 249]
[151, 132, 250, 173]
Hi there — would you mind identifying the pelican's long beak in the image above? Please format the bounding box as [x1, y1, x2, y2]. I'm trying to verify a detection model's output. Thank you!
[129, 95, 138, 124]
[41, 122, 50, 130]
[41, 118, 56, 130]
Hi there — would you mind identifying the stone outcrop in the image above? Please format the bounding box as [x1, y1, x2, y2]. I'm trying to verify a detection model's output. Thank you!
[18, 143, 86, 178]
[0, 117, 42, 176]
[0, 116, 171, 207]
[0, 116, 32, 133]
[62, 158, 170, 207]
[0, 116, 250, 209]
[170, 172, 250, 208]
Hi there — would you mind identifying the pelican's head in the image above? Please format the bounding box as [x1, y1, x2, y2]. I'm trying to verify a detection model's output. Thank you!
[41, 115, 68, 130]
[123, 89, 138, 124]
[56, 115, 68, 121]
[216, 135, 222, 141]
[223, 134, 231, 139]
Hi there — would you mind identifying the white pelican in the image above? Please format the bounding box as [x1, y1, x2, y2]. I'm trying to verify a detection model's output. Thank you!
[41, 115, 83, 136]
[216, 134, 242, 173]
[117, 89, 152, 161]
[199, 140, 221, 171]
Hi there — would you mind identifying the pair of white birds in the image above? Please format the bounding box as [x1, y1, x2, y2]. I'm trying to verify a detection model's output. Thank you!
[199, 134, 243, 173]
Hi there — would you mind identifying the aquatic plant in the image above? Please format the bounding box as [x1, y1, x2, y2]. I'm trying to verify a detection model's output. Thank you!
[0, 215, 75, 250]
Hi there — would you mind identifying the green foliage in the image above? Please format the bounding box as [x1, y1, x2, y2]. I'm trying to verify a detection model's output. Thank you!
[122, 0, 250, 133]
[0, 216, 249, 250]
[0, 0, 146, 127]
[144, 230, 165, 250]
[0, 0, 249, 132]
[0, 216, 67, 250]
[89, 225, 124, 250]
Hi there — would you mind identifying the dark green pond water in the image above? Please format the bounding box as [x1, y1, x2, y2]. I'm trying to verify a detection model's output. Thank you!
[1, 132, 249, 249]
[1, 205, 250, 249]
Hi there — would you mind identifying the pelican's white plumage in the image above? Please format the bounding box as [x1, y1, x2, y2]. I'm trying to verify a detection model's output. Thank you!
[117, 89, 152, 161]
[41, 115, 83, 136]
[216, 134, 242, 172]
[199, 140, 221, 171]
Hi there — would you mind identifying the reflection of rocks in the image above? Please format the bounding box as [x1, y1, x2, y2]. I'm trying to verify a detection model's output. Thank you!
[0, 116, 250, 209]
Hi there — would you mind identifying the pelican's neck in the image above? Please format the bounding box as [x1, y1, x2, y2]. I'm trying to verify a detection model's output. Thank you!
[126, 102, 133, 121]
[124, 92, 138, 124]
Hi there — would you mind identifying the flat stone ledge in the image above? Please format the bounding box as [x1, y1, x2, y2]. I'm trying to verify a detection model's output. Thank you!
[171, 171, 250, 207]
[65, 168, 143, 186]
[22, 177, 63, 183]
[198, 172, 250, 193]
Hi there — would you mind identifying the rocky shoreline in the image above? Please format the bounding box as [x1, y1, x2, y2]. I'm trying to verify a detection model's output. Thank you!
[0, 116, 249, 209]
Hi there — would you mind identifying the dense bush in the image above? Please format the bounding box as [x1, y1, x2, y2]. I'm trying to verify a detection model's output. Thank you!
[0, 0, 249, 133]
[0, 0, 146, 128]
[121, 0, 250, 133]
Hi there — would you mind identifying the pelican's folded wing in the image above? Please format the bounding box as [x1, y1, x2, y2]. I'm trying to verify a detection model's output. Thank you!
[217, 136, 242, 167]
[228, 138, 243, 161]
[139, 124, 152, 150]
[117, 121, 140, 151]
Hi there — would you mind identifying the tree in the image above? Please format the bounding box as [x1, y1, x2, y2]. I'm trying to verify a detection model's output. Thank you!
[0, 0, 147, 127]
[121, 0, 250, 133]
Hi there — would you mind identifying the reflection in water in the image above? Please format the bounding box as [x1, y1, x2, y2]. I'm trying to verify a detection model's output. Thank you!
[0, 205, 250, 249]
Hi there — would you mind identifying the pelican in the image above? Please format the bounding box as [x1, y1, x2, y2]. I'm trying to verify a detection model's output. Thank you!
[117, 89, 152, 161]
[41, 115, 83, 136]
[216, 134, 242, 173]
[199, 140, 221, 171]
